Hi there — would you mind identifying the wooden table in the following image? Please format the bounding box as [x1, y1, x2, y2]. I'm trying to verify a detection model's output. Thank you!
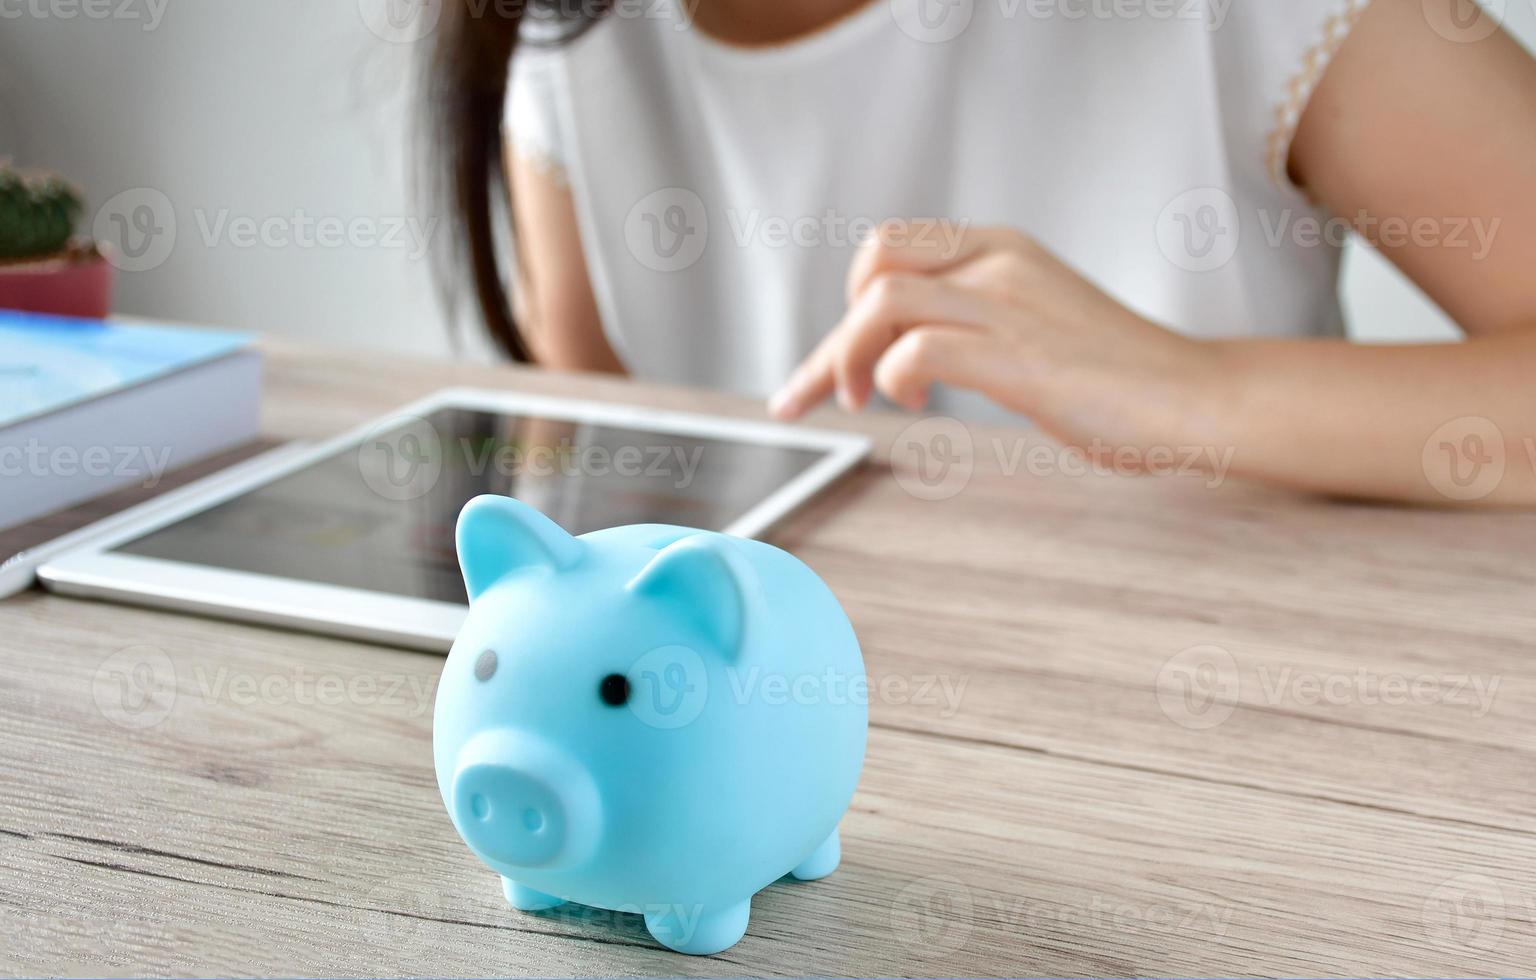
[3, 339, 1534, 977]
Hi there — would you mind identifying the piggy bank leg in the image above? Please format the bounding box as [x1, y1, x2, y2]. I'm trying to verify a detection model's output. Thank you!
[790, 827, 841, 881]
[644, 897, 751, 955]
[502, 877, 565, 912]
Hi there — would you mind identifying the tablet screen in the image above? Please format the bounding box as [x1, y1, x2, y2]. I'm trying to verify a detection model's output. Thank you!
[112, 407, 826, 603]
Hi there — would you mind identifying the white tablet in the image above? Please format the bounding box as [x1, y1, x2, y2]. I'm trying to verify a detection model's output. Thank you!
[38, 388, 870, 651]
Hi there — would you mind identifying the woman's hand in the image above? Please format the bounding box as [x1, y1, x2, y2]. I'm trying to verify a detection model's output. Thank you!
[766, 0, 1536, 506]
[768, 223, 1225, 462]
[769, 220, 1536, 506]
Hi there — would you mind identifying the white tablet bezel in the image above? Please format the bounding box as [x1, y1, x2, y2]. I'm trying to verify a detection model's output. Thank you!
[37, 388, 871, 652]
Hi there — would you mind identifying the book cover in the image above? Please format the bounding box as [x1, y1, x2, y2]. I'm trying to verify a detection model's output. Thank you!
[0, 310, 255, 429]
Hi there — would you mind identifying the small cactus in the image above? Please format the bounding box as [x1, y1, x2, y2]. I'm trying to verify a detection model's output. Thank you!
[0, 164, 83, 261]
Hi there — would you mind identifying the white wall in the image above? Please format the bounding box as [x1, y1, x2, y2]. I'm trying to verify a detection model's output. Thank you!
[0, 0, 1530, 356]
[0, 1, 482, 357]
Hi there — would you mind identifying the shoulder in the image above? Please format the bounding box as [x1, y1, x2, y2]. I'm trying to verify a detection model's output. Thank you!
[1206, 0, 1374, 187]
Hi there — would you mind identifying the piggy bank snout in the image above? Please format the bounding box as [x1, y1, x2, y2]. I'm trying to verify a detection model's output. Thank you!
[450, 730, 600, 870]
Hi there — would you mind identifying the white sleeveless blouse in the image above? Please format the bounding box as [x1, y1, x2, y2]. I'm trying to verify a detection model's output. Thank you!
[508, 0, 1369, 419]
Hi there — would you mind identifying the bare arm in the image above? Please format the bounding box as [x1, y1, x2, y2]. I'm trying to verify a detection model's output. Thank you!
[506, 141, 625, 373]
[772, 0, 1536, 506]
[1213, 0, 1536, 504]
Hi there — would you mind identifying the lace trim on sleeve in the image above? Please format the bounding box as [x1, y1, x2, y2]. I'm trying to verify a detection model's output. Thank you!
[1265, 0, 1372, 188]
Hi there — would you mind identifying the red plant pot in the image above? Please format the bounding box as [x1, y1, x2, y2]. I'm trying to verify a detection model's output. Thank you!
[0, 243, 115, 319]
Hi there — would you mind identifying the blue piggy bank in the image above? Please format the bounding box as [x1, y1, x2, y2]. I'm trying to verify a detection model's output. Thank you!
[434, 495, 868, 955]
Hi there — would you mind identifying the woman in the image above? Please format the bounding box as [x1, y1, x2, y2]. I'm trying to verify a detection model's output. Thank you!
[424, 0, 1536, 505]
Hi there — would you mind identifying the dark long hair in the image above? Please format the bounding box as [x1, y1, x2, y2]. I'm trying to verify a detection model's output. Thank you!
[420, 0, 607, 363]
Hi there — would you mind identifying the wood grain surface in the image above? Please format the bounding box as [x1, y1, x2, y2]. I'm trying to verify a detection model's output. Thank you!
[2, 337, 1533, 977]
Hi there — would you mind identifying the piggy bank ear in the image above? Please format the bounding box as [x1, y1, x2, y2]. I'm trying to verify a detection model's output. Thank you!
[626, 534, 757, 658]
[456, 494, 582, 599]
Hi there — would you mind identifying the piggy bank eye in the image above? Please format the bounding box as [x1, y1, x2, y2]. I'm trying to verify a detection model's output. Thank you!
[598, 673, 630, 707]
[474, 649, 498, 682]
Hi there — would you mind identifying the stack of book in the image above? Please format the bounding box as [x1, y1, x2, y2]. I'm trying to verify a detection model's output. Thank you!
[0, 310, 262, 531]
